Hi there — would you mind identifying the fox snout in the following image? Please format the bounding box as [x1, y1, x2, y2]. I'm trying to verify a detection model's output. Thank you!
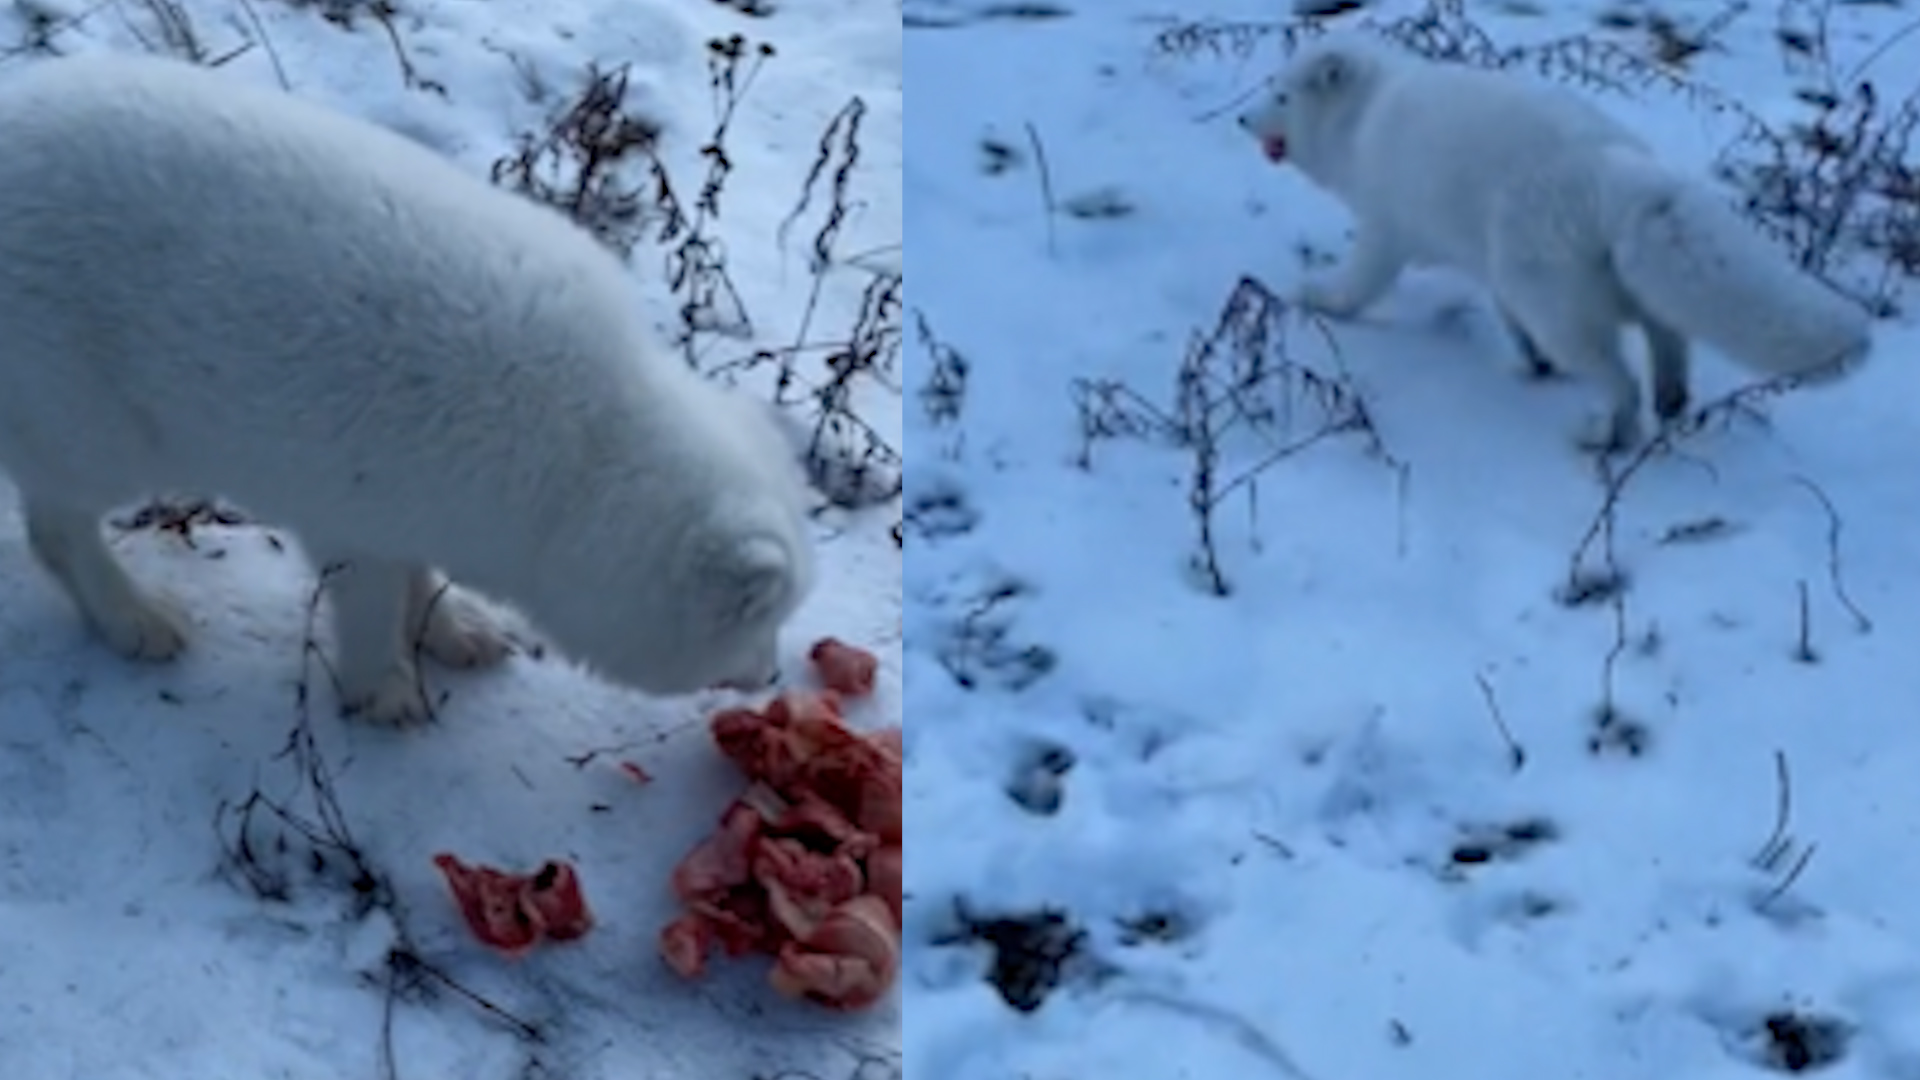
[1236, 102, 1290, 163]
[712, 665, 781, 693]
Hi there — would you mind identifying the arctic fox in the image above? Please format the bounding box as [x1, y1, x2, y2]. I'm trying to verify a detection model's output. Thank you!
[0, 54, 816, 724]
[1237, 33, 1872, 451]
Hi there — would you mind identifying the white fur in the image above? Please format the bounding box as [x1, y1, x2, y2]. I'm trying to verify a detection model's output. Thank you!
[0, 54, 816, 723]
[1238, 33, 1872, 450]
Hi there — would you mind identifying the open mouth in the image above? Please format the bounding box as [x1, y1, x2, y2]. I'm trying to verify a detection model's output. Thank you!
[1262, 136, 1288, 163]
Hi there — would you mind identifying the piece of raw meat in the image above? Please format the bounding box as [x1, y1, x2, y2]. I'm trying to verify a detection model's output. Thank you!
[768, 895, 900, 1011]
[660, 683, 902, 1010]
[809, 637, 879, 697]
[433, 853, 594, 957]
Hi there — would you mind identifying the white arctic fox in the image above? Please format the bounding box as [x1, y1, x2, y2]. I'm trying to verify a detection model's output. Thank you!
[1238, 33, 1872, 451]
[0, 53, 816, 723]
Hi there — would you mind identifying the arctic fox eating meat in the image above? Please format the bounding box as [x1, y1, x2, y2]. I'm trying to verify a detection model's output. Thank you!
[0, 53, 816, 723]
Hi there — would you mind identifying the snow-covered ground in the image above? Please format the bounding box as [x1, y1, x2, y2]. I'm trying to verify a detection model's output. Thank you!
[903, 1, 1920, 1077]
[0, 1, 900, 1077]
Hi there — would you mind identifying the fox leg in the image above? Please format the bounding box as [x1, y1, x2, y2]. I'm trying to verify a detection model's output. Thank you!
[1297, 224, 1408, 318]
[1641, 316, 1692, 425]
[22, 495, 189, 660]
[1494, 279, 1642, 452]
[1499, 304, 1560, 380]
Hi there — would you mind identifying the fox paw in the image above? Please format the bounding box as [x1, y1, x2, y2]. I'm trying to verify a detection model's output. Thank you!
[417, 586, 513, 670]
[339, 664, 436, 727]
[1517, 358, 1565, 382]
[1576, 410, 1642, 456]
[1653, 381, 1690, 424]
[1292, 278, 1362, 319]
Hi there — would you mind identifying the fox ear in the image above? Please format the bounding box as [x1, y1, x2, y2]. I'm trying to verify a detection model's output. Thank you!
[717, 536, 795, 628]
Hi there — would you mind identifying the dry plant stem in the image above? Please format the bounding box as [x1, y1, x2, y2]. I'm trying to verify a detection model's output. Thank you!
[379, 955, 403, 1080]
[1789, 474, 1872, 633]
[127, 0, 204, 61]
[914, 310, 970, 427]
[760, 93, 903, 510]
[1794, 578, 1816, 663]
[1474, 671, 1526, 772]
[489, 42, 900, 513]
[1175, 278, 1392, 594]
[659, 36, 774, 359]
[1760, 842, 1817, 910]
[367, 0, 446, 95]
[1149, 15, 1318, 60]
[491, 62, 665, 260]
[1567, 373, 1833, 594]
[210, 563, 541, 1076]
[2, 0, 114, 58]
[1750, 749, 1819, 912]
[406, 573, 454, 725]
[778, 96, 870, 275]
[1069, 276, 1394, 594]
[1024, 121, 1057, 257]
[234, 0, 291, 88]
[1600, 577, 1629, 718]
[1753, 748, 1796, 868]
[1564, 370, 1875, 714]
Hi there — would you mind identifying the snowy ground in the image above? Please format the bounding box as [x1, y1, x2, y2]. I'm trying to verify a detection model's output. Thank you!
[0, 1, 900, 1077]
[904, 1, 1920, 1077]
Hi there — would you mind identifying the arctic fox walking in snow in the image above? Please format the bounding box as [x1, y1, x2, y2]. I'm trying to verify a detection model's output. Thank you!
[0, 53, 816, 724]
[1237, 33, 1872, 451]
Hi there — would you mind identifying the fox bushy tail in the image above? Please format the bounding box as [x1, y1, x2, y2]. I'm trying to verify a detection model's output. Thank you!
[1601, 148, 1872, 383]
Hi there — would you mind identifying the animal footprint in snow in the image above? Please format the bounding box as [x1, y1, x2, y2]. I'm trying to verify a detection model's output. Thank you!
[1446, 817, 1559, 873]
[1719, 1010, 1853, 1074]
[1005, 742, 1075, 816]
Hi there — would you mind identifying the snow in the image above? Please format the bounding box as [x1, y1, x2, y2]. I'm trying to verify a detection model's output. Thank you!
[0, 1, 900, 1077]
[903, 1, 1920, 1078]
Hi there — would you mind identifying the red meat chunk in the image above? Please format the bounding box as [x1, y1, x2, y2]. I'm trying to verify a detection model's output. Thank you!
[809, 637, 879, 697]
[660, 682, 903, 1010]
[433, 854, 594, 957]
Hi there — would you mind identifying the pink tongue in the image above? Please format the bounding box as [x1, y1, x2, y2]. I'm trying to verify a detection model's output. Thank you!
[1263, 137, 1288, 163]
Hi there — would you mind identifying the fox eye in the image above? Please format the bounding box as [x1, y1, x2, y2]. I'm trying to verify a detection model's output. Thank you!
[1307, 54, 1342, 90]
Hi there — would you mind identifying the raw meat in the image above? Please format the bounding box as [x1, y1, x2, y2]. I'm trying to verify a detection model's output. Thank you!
[661, 686, 902, 1010]
[433, 854, 594, 957]
[809, 637, 879, 697]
